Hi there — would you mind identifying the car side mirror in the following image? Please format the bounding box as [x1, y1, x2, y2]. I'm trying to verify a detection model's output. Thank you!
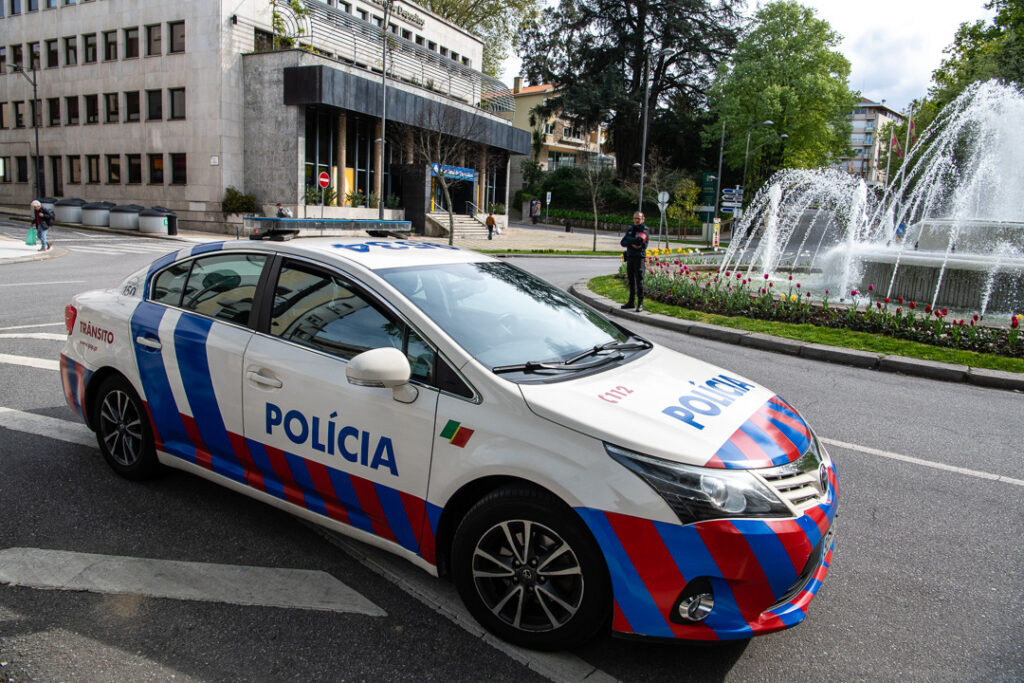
[346, 347, 419, 404]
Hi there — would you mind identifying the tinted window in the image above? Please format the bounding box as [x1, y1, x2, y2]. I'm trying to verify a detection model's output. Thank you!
[152, 253, 266, 325]
[270, 261, 434, 381]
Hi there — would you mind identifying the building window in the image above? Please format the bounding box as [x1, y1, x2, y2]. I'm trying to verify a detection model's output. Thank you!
[0, 157, 10, 183]
[124, 27, 139, 59]
[373, 14, 383, 27]
[86, 154, 99, 183]
[168, 21, 185, 53]
[170, 153, 186, 184]
[9, 0, 21, 14]
[146, 89, 162, 120]
[68, 155, 81, 184]
[64, 36, 77, 65]
[125, 91, 140, 122]
[29, 42, 40, 70]
[83, 33, 97, 63]
[17, 157, 29, 183]
[126, 154, 141, 183]
[46, 39, 58, 67]
[169, 88, 185, 119]
[27, 0, 37, 9]
[11, 45, 23, 68]
[427, 40, 436, 51]
[47, 98, 59, 126]
[84, 94, 98, 123]
[104, 93, 118, 122]
[0, 48, 6, 73]
[46, 0, 55, 7]
[356, 8, 367, 21]
[401, 29, 411, 40]
[31, 98, 41, 127]
[106, 154, 120, 183]
[13, 101, 24, 128]
[148, 153, 163, 184]
[103, 31, 117, 61]
[146, 24, 161, 56]
[65, 96, 79, 124]
[0, 103, 6, 129]
[440, 47, 448, 57]
[415, 35, 424, 46]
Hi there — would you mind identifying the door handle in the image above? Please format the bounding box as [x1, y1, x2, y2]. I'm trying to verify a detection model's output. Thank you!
[135, 336, 162, 350]
[247, 370, 283, 389]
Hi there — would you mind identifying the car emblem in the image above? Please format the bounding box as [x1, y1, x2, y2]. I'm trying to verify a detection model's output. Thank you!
[818, 464, 829, 495]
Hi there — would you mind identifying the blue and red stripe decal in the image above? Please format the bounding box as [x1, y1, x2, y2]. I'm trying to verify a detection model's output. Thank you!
[60, 354, 93, 420]
[709, 395, 813, 469]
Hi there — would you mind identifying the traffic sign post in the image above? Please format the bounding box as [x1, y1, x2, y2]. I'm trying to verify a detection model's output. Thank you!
[656, 191, 670, 248]
[318, 171, 330, 219]
[545, 191, 551, 222]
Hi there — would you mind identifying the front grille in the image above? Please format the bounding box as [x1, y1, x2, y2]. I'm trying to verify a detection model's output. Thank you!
[758, 438, 830, 512]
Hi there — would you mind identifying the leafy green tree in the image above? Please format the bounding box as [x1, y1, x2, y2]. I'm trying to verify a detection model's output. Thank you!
[518, 0, 743, 179]
[708, 1, 855, 188]
[421, 0, 542, 76]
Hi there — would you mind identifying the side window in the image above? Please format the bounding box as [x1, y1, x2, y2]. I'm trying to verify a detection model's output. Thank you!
[150, 261, 191, 306]
[179, 253, 267, 324]
[270, 261, 434, 381]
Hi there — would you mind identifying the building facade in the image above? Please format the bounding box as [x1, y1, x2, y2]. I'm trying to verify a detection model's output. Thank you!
[507, 80, 612, 192]
[837, 98, 905, 187]
[0, 0, 528, 231]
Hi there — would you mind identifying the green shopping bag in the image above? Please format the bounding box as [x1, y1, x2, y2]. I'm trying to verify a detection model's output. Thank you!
[25, 228, 36, 246]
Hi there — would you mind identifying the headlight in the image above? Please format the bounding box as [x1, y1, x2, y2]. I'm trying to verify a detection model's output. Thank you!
[606, 443, 791, 525]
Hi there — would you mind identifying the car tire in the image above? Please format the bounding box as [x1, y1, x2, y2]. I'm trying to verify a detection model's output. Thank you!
[451, 485, 611, 650]
[93, 375, 160, 480]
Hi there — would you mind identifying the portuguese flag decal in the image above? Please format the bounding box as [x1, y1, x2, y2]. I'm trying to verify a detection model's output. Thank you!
[440, 419, 474, 448]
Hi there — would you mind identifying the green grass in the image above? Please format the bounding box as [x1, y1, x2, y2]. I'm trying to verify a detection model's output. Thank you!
[589, 275, 1024, 374]
[479, 249, 623, 256]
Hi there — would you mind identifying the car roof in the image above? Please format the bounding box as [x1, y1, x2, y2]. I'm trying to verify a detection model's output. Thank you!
[215, 237, 493, 271]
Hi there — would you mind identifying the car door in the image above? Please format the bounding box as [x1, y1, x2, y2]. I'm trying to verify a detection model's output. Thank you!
[131, 250, 267, 483]
[240, 257, 440, 560]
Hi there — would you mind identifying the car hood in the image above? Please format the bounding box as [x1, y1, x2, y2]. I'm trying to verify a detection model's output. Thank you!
[518, 344, 814, 470]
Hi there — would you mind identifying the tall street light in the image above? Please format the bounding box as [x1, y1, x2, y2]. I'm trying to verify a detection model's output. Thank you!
[7, 62, 41, 200]
[713, 119, 772, 219]
[378, 0, 394, 220]
[637, 47, 675, 212]
[743, 132, 787, 199]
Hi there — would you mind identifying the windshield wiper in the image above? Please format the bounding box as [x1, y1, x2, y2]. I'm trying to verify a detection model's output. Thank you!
[492, 353, 625, 375]
[564, 338, 652, 365]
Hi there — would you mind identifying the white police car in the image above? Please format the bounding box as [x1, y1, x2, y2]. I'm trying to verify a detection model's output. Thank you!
[60, 238, 836, 650]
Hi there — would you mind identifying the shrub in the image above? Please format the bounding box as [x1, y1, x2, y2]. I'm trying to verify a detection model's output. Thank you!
[385, 194, 401, 209]
[489, 202, 506, 215]
[222, 186, 259, 215]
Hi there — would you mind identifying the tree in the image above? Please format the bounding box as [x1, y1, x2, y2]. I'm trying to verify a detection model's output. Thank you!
[666, 176, 699, 240]
[578, 155, 613, 251]
[400, 103, 486, 245]
[708, 1, 855, 188]
[420, 0, 543, 76]
[518, 0, 743, 179]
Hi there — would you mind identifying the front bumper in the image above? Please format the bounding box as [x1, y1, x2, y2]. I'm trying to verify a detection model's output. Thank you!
[577, 467, 837, 641]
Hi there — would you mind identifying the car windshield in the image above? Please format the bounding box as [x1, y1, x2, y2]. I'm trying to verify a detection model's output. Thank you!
[379, 261, 638, 373]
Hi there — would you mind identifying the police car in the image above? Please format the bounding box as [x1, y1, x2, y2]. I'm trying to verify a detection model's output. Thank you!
[60, 238, 836, 650]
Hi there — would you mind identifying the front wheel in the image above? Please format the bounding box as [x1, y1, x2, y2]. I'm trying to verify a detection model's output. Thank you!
[93, 375, 160, 480]
[451, 486, 611, 650]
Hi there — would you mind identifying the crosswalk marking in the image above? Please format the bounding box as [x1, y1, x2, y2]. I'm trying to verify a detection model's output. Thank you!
[0, 407, 95, 446]
[0, 547, 387, 616]
[0, 352, 60, 371]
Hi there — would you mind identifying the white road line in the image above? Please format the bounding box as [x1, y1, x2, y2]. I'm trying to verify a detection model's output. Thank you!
[0, 352, 60, 371]
[0, 322, 64, 331]
[317, 529, 619, 683]
[0, 547, 386, 616]
[0, 281, 86, 287]
[0, 407, 95, 447]
[821, 437, 1024, 487]
[0, 332, 66, 341]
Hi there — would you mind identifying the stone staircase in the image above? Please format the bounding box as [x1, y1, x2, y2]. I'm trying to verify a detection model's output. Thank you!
[426, 211, 490, 239]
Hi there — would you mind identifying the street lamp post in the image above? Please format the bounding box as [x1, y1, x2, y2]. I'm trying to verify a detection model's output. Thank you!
[7, 62, 41, 200]
[741, 120, 775, 200]
[637, 47, 674, 212]
[378, 0, 394, 220]
[714, 119, 773, 219]
[742, 132, 787, 201]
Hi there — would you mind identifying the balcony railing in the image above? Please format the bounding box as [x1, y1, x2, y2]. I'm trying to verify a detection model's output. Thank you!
[273, 0, 514, 114]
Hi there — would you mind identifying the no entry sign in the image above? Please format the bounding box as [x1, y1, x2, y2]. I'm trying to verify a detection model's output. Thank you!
[318, 171, 330, 188]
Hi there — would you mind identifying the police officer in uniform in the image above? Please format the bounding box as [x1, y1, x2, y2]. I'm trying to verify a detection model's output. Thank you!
[620, 211, 648, 311]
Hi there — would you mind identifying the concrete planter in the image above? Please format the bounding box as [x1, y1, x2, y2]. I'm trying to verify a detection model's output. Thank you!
[109, 204, 144, 230]
[82, 202, 116, 227]
[54, 198, 86, 223]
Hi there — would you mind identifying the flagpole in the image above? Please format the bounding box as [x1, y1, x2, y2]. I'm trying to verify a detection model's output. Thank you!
[903, 102, 914, 160]
[885, 126, 894, 187]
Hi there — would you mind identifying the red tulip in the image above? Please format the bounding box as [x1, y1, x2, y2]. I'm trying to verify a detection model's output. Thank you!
[851, 289, 858, 296]
[896, 307, 902, 314]
[909, 301, 916, 309]
[868, 284, 874, 292]
[884, 297, 889, 303]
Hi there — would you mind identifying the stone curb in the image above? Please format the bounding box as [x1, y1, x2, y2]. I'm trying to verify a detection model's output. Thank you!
[569, 279, 1024, 392]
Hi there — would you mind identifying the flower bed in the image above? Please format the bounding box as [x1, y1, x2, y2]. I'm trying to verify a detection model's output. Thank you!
[627, 254, 1024, 358]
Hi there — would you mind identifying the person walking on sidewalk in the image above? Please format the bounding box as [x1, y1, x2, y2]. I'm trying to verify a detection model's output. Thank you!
[30, 200, 54, 251]
[620, 211, 648, 311]
[485, 211, 496, 239]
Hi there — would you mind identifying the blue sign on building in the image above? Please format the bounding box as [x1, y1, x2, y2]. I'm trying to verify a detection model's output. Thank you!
[431, 164, 476, 181]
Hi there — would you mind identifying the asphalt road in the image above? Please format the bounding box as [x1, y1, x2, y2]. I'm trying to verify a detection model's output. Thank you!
[0, 226, 1021, 682]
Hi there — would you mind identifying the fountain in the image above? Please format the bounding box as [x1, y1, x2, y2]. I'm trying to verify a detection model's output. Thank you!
[723, 80, 1024, 316]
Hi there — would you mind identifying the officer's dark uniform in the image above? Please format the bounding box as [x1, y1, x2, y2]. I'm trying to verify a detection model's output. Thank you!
[620, 221, 648, 311]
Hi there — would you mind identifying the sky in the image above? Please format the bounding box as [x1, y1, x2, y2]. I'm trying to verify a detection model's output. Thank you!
[500, 0, 997, 113]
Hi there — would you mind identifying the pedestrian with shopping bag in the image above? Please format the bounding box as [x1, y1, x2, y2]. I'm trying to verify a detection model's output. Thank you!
[30, 200, 55, 251]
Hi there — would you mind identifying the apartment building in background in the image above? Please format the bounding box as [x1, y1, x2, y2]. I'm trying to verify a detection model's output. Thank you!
[507, 79, 612, 192]
[836, 98, 905, 187]
[0, 0, 528, 231]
